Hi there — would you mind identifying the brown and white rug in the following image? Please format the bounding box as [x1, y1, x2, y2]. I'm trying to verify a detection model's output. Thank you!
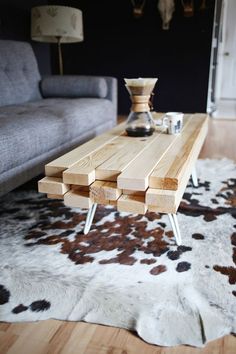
[0, 158, 235, 348]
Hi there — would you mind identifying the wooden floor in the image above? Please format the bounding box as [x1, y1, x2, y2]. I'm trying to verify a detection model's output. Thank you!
[0, 117, 236, 354]
[199, 117, 236, 161]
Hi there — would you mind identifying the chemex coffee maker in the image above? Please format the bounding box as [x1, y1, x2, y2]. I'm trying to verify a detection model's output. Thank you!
[124, 77, 158, 137]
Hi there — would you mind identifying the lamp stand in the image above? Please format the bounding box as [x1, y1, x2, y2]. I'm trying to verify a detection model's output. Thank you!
[56, 36, 63, 75]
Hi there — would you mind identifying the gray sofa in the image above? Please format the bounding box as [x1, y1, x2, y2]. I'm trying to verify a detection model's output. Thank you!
[0, 40, 117, 196]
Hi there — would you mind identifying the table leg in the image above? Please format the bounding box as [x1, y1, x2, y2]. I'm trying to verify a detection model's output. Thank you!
[84, 204, 182, 245]
[168, 213, 182, 245]
[83, 203, 97, 234]
[191, 165, 199, 187]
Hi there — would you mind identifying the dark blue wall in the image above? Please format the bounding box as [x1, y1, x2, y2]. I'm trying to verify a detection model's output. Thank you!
[0, 0, 215, 114]
[0, 0, 51, 75]
[50, 0, 215, 114]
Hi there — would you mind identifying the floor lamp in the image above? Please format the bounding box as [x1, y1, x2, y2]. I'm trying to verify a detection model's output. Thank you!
[31, 5, 83, 75]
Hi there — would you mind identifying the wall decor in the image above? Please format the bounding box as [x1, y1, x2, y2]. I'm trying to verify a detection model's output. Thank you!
[181, 0, 194, 17]
[130, 0, 146, 18]
[157, 0, 175, 30]
[200, 0, 207, 11]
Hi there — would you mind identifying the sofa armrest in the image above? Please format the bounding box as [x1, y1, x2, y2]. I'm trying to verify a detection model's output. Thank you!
[102, 76, 118, 126]
[40, 75, 109, 99]
[103, 76, 117, 117]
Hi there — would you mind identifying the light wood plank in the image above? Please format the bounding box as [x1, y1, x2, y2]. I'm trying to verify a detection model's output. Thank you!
[147, 189, 177, 214]
[45, 122, 126, 177]
[62, 138, 127, 186]
[146, 117, 208, 213]
[71, 185, 90, 192]
[54, 322, 97, 354]
[44, 322, 77, 354]
[117, 195, 147, 214]
[0, 331, 18, 354]
[64, 190, 92, 209]
[122, 189, 145, 196]
[117, 115, 193, 191]
[3, 322, 33, 337]
[38, 177, 70, 195]
[4, 328, 48, 354]
[173, 117, 208, 209]
[0, 323, 11, 331]
[47, 194, 64, 200]
[1, 322, 235, 354]
[149, 114, 209, 190]
[90, 181, 122, 202]
[95, 128, 166, 182]
[199, 118, 236, 161]
[94, 199, 117, 206]
[7, 320, 61, 341]
[117, 135, 176, 191]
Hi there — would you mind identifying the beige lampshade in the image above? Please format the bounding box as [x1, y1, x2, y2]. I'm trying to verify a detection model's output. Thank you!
[31, 5, 83, 43]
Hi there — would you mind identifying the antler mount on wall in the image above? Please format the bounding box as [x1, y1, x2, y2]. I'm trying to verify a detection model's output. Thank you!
[130, 0, 210, 30]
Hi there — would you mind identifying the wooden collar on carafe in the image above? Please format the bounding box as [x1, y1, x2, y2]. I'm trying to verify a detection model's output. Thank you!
[131, 95, 150, 112]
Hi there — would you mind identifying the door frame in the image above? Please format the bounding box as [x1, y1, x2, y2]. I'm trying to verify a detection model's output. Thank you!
[207, 0, 236, 115]
[206, 0, 223, 114]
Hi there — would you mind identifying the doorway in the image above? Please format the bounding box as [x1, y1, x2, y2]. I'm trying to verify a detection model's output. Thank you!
[207, 0, 236, 119]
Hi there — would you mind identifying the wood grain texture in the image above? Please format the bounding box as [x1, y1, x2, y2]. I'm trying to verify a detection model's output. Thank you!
[146, 117, 208, 212]
[146, 189, 177, 213]
[62, 139, 127, 186]
[71, 185, 90, 192]
[64, 190, 92, 209]
[0, 320, 235, 354]
[93, 199, 117, 206]
[149, 114, 208, 190]
[45, 122, 126, 177]
[1, 118, 236, 354]
[95, 128, 165, 182]
[38, 177, 70, 195]
[122, 189, 145, 196]
[90, 181, 122, 202]
[199, 118, 236, 161]
[117, 194, 147, 214]
[47, 194, 64, 200]
[117, 133, 176, 191]
[117, 115, 193, 191]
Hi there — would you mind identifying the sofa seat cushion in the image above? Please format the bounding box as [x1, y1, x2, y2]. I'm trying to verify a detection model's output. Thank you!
[0, 98, 114, 174]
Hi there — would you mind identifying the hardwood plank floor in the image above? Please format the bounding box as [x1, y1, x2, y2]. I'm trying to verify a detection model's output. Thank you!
[199, 118, 236, 161]
[0, 117, 236, 354]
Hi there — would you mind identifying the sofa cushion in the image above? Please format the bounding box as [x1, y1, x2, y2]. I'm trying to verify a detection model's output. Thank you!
[0, 98, 115, 174]
[0, 40, 42, 107]
[40, 75, 108, 98]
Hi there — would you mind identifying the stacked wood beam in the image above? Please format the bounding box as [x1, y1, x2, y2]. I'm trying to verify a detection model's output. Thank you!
[38, 113, 208, 215]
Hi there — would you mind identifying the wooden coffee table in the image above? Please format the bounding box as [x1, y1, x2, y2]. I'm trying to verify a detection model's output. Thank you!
[38, 113, 208, 245]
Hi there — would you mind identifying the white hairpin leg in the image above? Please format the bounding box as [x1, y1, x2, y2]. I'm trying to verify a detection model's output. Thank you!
[191, 165, 199, 187]
[168, 213, 182, 245]
[83, 203, 97, 234]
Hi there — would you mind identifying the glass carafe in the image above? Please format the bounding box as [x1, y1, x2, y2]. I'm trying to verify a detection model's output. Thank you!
[124, 78, 158, 137]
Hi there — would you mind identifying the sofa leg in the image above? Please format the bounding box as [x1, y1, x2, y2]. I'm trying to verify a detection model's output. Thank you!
[168, 213, 182, 245]
[83, 203, 97, 234]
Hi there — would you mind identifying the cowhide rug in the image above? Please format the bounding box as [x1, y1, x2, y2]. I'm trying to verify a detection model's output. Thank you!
[0, 158, 235, 348]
